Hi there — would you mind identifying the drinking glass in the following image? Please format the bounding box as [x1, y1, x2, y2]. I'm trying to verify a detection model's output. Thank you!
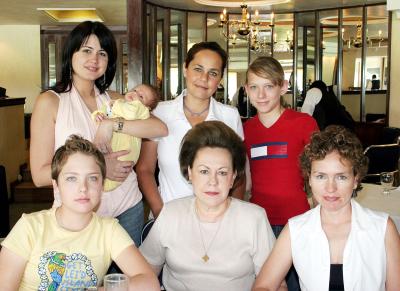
[380, 172, 394, 196]
[104, 273, 128, 291]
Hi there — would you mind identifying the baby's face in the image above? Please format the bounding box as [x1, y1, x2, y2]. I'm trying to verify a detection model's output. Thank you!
[125, 85, 154, 106]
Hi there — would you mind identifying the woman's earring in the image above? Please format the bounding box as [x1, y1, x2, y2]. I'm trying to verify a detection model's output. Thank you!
[69, 66, 72, 80]
[101, 74, 106, 85]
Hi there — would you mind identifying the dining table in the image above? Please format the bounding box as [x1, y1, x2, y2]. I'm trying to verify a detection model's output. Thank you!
[355, 183, 400, 232]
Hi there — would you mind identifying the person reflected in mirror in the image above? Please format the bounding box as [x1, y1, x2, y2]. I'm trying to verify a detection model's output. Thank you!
[0, 136, 160, 290]
[136, 42, 246, 219]
[231, 85, 257, 118]
[371, 74, 381, 90]
[301, 80, 355, 131]
[244, 56, 318, 291]
[140, 121, 276, 291]
[252, 125, 400, 291]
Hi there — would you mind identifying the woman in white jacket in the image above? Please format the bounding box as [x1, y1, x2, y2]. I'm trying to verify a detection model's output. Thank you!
[253, 125, 400, 291]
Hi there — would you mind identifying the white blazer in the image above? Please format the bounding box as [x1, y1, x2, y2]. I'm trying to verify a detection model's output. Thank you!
[289, 200, 388, 291]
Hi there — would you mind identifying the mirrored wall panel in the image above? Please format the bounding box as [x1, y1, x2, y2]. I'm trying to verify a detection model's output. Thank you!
[319, 9, 338, 87]
[170, 10, 186, 98]
[188, 12, 205, 49]
[364, 5, 388, 123]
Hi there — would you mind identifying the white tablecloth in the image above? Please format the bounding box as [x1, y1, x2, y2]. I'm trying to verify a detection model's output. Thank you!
[355, 183, 400, 232]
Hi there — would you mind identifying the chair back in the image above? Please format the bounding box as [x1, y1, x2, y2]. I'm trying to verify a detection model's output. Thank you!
[140, 218, 155, 244]
[381, 127, 400, 144]
[363, 143, 400, 184]
[0, 165, 10, 237]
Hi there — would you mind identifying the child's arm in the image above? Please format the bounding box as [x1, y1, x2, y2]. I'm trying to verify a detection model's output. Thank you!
[124, 91, 135, 102]
[114, 245, 160, 291]
[136, 140, 164, 218]
[94, 115, 167, 149]
[0, 247, 27, 290]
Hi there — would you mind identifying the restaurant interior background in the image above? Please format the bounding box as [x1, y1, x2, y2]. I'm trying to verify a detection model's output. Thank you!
[0, 0, 399, 213]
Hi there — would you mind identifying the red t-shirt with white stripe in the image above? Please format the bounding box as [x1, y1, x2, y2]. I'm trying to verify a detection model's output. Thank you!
[244, 109, 318, 225]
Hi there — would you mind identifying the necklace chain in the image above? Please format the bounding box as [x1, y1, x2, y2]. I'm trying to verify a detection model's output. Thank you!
[183, 100, 210, 116]
[194, 200, 229, 262]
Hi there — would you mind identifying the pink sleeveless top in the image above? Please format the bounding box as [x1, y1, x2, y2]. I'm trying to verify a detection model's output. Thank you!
[53, 85, 142, 217]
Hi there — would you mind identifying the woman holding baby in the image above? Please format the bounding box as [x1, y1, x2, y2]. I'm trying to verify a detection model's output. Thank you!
[30, 21, 167, 246]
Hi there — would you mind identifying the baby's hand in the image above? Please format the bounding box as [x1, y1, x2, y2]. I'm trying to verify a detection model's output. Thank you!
[125, 91, 136, 102]
[94, 112, 107, 123]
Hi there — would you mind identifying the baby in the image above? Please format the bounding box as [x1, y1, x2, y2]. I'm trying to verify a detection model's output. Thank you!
[92, 84, 160, 191]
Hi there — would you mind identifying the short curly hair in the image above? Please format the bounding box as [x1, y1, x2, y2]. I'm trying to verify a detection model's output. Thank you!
[300, 125, 368, 192]
[179, 121, 246, 191]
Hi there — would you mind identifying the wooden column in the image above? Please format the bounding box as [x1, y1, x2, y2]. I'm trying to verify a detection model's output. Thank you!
[127, 0, 144, 88]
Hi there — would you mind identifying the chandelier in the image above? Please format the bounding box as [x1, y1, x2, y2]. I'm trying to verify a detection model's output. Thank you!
[342, 24, 363, 49]
[218, 4, 275, 51]
[342, 24, 386, 49]
[274, 30, 293, 52]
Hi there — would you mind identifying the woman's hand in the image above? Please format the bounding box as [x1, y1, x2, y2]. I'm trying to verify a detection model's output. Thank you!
[105, 151, 133, 182]
[93, 119, 114, 154]
[93, 112, 107, 123]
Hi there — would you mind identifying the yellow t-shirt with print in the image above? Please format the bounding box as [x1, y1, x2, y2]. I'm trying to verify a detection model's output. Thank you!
[1, 208, 133, 290]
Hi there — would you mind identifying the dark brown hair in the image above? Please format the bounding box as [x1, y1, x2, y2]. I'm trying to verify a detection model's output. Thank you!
[179, 121, 246, 189]
[51, 135, 106, 182]
[142, 83, 161, 110]
[50, 21, 117, 94]
[185, 42, 227, 77]
[300, 125, 368, 192]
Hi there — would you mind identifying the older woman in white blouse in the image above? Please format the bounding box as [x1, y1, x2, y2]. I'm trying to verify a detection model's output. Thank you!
[140, 121, 275, 291]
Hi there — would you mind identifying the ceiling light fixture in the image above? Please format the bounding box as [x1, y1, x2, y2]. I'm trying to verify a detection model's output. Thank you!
[194, 0, 290, 51]
[341, 24, 387, 49]
[219, 3, 275, 51]
[37, 8, 104, 23]
[193, 0, 290, 8]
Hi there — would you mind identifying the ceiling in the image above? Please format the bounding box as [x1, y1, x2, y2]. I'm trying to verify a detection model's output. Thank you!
[0, 0, 384, 26]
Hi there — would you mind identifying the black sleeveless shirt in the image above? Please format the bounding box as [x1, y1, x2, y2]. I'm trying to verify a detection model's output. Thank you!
[329, 264, 344, 291]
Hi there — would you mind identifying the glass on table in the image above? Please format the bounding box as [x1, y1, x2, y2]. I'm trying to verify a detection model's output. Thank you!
[380, 172, 394, 196]
[104, 273, 128, 291]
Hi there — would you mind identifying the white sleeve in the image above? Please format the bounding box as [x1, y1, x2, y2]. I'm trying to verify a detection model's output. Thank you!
[301, 88, 322, 116]
[245, 156, 252, 193]
[252, 209, 276, 275]
[233, 109, 244, 139]
[301, 103, 315, 116]
[149, 103, 165, 143]
[139, 210, 166, 268]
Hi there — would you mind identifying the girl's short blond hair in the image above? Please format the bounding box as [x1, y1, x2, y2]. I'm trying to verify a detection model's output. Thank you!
[246, 56, 285, 86]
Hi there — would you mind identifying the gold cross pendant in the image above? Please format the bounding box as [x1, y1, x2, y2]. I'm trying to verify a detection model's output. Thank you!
[202, 254, 209, 262]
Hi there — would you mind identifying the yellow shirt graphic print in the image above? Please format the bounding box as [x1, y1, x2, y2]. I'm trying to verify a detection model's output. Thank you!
[38, 251, 97, 290]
